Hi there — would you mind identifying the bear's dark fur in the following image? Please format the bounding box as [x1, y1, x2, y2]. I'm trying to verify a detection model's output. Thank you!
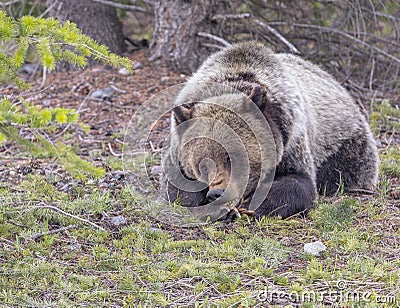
[161, 41, 379, 219]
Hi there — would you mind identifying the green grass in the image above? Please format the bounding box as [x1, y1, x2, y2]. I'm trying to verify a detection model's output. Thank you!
[380, 146, 400, 178]
[0, 127, 399, 307]
[1, 170, 399, 307]
[370, 100, 400, 135]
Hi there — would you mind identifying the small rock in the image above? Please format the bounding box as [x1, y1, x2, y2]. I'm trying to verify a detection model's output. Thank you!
[44, 169, 52, 178]
[42, 100, 52, 107]
[90, 87, 115, 100]
[151, 165, 163, 176]
[92, 67, 103, 73]
[149, 227, 163, 233]
[115, 172, 125, 181]
[133, 62, 143, 70]
[55, 181, 64, 187]
[118, 67, 132, 75]
[60, 183, 72, 191]
[160, 76, 170, 84]
[17, 166, 32, 175]
[111, 215, 127, 226]
[304, 241, 326, 256]
[68, 243, 81, 251]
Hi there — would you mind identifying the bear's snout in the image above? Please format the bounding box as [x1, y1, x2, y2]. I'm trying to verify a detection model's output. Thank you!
[206, 188, 224, 203]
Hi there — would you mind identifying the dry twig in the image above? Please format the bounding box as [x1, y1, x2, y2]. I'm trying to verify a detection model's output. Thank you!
[0, 0, 21, 7]
[90, 0, 149, 13]
[211, 13, 251, 20]
[27, 224, 78, 241]
[197, 32, 232, 47]
[254, 19, 301, 54]
[34, 202, 105, 231]
[291, 23, 400, 63]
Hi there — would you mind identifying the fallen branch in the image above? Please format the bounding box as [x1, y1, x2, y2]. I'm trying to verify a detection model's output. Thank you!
[347, 188, 376, 195]
[35, 202, 105, 231]
[0, 0, 21, 7]
[211, 13, 251, 21]
[28, 224, 78, 241]
[201, 43, 225, 50]
[90, 0, 149, 13]
[110, 84, 126, 93]
[291, 23, 400, 63]
[108, 142, 122, 157]
[254, 19, 301, 54]
[197, 32, 232, 47]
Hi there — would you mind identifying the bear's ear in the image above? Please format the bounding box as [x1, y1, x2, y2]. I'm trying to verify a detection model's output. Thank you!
[172, 102, 195, 124]
[249, 86, 266, 111]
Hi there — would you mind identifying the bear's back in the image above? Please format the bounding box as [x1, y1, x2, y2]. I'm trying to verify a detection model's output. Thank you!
[188, 42, 370, 163]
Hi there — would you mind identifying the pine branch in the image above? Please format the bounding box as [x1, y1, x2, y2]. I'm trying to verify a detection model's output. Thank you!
[1, 11, 133, 88]
[0, 10, 133, 179]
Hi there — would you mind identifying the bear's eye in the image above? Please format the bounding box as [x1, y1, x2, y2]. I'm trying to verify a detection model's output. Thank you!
[199, 164, 208, 175]
[182, 102, 195, 110]
[182, 103, 192, 109]
[179, 162, 196, 180]
[172, 102, 195, 124]
[225, 155, 231, 167]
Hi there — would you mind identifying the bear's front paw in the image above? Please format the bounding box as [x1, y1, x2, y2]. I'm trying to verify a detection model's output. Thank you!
[254, 173, 316, 218]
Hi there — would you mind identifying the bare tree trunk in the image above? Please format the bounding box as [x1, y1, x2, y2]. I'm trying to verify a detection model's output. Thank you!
[149, 0, 228, 73]
[47, 0, 125, 70]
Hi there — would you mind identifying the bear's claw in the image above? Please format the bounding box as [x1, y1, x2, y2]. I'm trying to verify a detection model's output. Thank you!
[221, 198, 255, 220]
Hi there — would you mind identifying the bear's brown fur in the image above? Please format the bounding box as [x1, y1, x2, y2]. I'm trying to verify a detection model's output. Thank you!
[161, 41, 379, 219]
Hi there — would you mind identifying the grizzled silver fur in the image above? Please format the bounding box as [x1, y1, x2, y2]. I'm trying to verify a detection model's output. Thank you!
[161, 41, 379, 219]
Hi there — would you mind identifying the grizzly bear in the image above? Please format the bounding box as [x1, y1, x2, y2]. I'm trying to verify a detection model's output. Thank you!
[160, 41, 378, 220]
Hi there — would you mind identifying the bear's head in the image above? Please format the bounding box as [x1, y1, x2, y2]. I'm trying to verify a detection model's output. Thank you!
[164, 85, 280, 213]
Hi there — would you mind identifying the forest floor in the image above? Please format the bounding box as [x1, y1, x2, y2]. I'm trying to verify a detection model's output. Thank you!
[0, 50, 399, 307]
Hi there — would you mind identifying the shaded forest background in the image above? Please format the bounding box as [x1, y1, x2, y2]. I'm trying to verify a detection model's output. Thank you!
[2, 0, 399, 107]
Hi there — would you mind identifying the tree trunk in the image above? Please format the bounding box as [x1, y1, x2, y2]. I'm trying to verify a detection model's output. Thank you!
[46, 0, 125, 70]
[149, 0, 228, 73]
